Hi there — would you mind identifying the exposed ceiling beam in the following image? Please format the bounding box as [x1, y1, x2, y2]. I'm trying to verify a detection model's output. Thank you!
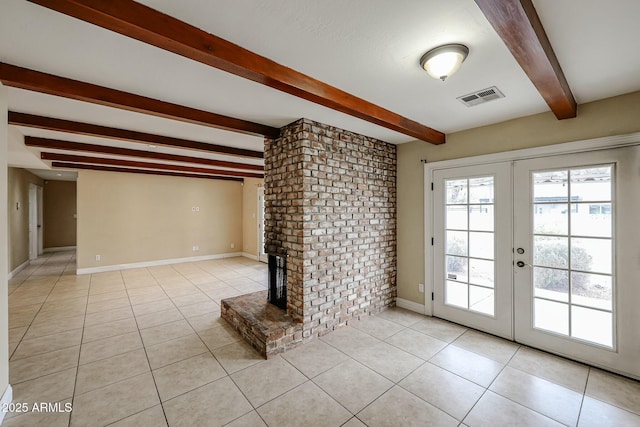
[474, 0, 577, 119]
[26, 0, 445, 145]
[10, 112, 264, 159]
[25, 136, 263, 172]
[0, 62, 280, 139]
[41, 152, 263, 178]
[52, 161, 243, 182]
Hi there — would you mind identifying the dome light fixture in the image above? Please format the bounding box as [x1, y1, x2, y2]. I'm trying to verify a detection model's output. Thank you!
[420, 44, 469, 81]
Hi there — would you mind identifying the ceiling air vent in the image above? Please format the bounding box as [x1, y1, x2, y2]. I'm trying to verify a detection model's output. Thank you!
[457, 86, 505, 107]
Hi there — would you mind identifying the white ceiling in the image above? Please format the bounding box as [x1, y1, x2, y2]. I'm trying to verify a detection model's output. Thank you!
[1, 0, 639, 177]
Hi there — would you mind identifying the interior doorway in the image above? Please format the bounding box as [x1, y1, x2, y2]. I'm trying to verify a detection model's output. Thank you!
[257, 186, 267, 263]
[28, 183, 43, 260]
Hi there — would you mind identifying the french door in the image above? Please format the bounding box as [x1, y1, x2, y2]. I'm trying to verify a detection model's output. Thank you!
[432, 146, 640, 379]
[433, 162, 513, 340]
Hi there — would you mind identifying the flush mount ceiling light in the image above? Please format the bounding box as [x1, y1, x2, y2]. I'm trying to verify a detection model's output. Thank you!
[420, 44, 469, 81]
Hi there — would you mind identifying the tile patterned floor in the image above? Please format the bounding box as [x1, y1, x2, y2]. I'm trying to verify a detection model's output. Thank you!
[5, 251, 640, 426]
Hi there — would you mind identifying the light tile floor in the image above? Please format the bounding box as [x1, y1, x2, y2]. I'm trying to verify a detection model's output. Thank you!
[5, 251, 640, 426]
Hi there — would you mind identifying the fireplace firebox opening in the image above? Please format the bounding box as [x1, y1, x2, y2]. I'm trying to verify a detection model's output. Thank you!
[268, 253, 287, 310]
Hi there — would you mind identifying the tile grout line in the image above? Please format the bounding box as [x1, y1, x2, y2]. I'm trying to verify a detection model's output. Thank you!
[8, 254, 70, 361]
[121, 266, 172, 427]
[54, 253, 81, 427]
[224, 364, 270, 424]
[9, 253, 76, 366]
[69, 263, 124, 421]
[353, 316, 484, 390]
[314, 321, 429, 421]
[389, 326, 471, 423]
[461, 344, 576, 426]
[277, 350, 365, 418]
[456, 341, 521, 425]
[575, 367, 592, 426]
[15, 256, 637, 426]
[72, 267, 157, 424]
[4, 253, 77, 425]
[121, 261, 257, 425]
[67, 305, 84, 427]
[581, 368, 640, 418]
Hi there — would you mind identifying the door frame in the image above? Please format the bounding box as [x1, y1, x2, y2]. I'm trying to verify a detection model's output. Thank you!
[432, 162, 514, 339]
[424, 131, 640, 314]
[424, 132, 640, 377]
[37, 185, 43, 256]
[257, 186, 267, 263]
[28, 183, 43, 260]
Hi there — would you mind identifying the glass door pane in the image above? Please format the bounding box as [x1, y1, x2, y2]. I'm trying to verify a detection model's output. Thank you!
[444, 176, 496, 315]
[531, 166, 614, 347]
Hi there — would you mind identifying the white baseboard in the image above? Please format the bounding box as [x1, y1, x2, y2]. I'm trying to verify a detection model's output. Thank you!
[0, 384, 12, 425]
[242, 252, 258, 261]
[396, 297, 426, 315]
[44, 246, 76, 253]
[7, 260, 29, 280]
[76, 252, 243, 275]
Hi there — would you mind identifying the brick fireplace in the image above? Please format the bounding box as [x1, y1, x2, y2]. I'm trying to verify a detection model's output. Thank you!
[222, 118, 397, 357]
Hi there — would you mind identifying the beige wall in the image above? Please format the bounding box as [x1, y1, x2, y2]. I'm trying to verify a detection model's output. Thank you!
[242, 178, 264, 257]
[43, 180, 77, 249]
[1, 84, 10, 410]
[7, 168, 44, 272]
[77, 170, 243, 270]
[397, 91, 640, 304]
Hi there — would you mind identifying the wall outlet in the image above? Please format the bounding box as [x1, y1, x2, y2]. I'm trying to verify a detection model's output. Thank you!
[230, 243, 235, 249]
[95, 255, 101, 262]
[192, 245, 200, 252]
[419, 283, 425, 293]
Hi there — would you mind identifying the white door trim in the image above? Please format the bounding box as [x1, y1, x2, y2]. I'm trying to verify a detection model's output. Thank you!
[28, 184, 38, 260]
[423, 162, 434, 315]
[37, 185, 43, 256]
[424, 132, 640, 311]
[257, 186, 267, 263]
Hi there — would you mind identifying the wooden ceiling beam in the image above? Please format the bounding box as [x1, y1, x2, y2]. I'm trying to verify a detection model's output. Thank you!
[474, 0, 577, 119]
[52, 161, 243, 182]
[0, 62, 280, 139]
[10, 112, 264, 159]
[25, 136, 263, 172]
[41, 152, 263, 178]
[27, 0, 445, 144]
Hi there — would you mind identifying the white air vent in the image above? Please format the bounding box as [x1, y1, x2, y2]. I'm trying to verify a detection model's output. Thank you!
[457, 86, 505, 107]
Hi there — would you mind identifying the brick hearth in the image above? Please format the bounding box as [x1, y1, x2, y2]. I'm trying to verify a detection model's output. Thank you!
[221, 291, 303, 358]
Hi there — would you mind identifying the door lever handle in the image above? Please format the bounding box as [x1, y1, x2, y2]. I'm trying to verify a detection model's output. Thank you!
[516, 261, 532, 268]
